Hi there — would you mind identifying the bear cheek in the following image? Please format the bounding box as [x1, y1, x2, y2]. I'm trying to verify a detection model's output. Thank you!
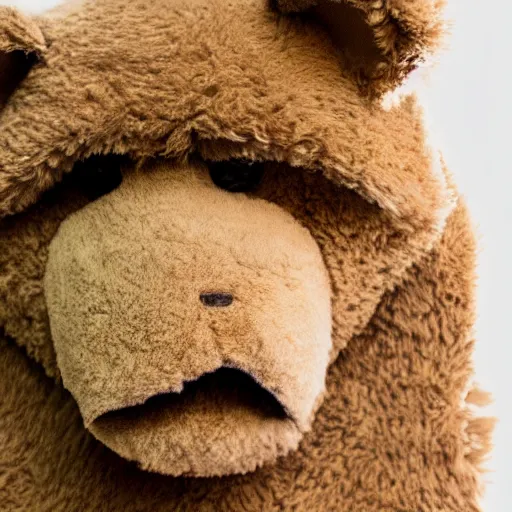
[43, 162, 332, 477]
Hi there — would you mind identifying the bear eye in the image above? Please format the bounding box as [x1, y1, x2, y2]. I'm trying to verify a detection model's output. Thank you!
[74, 155, 123, 200]
[209, 159, 265, 193]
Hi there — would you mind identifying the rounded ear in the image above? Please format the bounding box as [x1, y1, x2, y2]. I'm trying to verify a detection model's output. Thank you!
[273, 0, 445, 96]
[0, 6, 47, 109]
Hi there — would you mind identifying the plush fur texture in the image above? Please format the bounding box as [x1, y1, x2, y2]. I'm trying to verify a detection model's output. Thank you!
[0, 6, 46, 54]
[0, 202, 493, 511]
[275, 0, 445, 96]
[0, 6, 46, 108]
[2, 153, 451, 477]
[45, 161, 333, 475]
[0, 0, 493, 510]
[0, 0, 449, 227]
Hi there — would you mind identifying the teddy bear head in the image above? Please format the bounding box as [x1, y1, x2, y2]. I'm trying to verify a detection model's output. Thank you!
[0, 0, 450, 477]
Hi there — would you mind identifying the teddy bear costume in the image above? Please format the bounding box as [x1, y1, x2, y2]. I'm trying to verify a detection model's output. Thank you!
[0, 1, 493, 510]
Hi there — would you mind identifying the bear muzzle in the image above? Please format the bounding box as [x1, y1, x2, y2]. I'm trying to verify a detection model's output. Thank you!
[44, 161, 332, 476]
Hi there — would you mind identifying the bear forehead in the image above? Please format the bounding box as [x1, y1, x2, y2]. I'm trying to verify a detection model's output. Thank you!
[33, 0, 353, 155]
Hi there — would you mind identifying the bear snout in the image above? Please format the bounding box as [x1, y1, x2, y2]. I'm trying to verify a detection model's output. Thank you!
[44, 161, 332, 476]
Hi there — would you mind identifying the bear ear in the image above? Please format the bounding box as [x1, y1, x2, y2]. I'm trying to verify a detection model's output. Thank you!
[0, 6, 47, 109]
[273, 0, 445, 97]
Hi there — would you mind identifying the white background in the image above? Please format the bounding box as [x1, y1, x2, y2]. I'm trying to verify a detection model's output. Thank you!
[2, 0, 511, 510]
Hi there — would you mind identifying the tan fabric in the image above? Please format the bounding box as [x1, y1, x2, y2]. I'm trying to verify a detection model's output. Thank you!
[0, 6, 47, 109]
[0, 0, 448, 228]
[44, 161, 333, 475]
[3, 153, 449, 476]
[0, 0, 493, 509]
[274, 0, 445, 95]
[0, 6, 46, 54]
[0, 0, 454, 376]
[0, 203, 493, 511]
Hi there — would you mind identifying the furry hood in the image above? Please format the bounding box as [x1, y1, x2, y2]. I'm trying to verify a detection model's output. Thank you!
[0, 1, 493, 510]
[1, 0, 449, 229]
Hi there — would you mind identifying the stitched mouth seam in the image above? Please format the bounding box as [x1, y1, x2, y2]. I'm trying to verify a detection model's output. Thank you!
[90, 366, 298, 428]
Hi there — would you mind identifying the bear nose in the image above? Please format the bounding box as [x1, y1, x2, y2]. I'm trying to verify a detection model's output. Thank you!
[200, 293, 233, 308]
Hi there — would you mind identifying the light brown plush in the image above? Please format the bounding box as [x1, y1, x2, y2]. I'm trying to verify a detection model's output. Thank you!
[45, 161, 334, 475]
[0, 0, 493, 510]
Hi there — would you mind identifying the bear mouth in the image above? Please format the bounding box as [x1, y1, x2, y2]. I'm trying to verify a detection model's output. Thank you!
[95, 367, 291, 423]
[88, 367, 302, 476]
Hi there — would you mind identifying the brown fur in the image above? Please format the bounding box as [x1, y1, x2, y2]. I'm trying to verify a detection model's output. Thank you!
[0, 6, 46, 108]
[44, 161, 333, 475]
[275, 0, 445, 95]
[0, 202, 492, 511]
[0, 6, 46, 54]
[0, 0, 492, 510]
[0, 0, 448, 227]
